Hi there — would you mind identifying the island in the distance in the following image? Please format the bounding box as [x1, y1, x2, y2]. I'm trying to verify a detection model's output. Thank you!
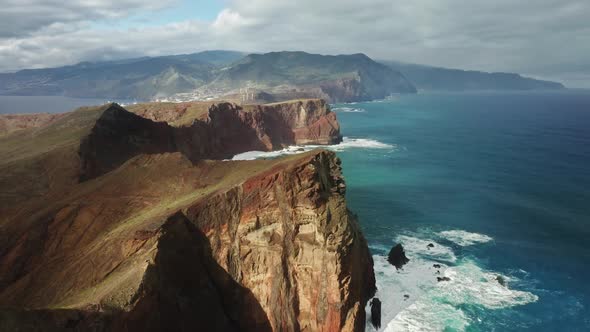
[0, 99, 375, 331]
[0, 50, 565, 104]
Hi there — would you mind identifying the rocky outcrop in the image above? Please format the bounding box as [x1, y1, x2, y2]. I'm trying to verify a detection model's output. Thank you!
[185, 151, 374, 331]
[0, 100, 373, 332]
[370, 298, 382, 329]
[387, 243, 410, 269]
[0, 151, 375, 332]
[79, 99, 341, 180]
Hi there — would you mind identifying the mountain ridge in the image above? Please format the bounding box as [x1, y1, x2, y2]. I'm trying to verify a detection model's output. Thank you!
[0, 99, 375, 331]
[0, 50, 566, 102]
[381, 60, 565, 91]
[0, 51, 416, 102]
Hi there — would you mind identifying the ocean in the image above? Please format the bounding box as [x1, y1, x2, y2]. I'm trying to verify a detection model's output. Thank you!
[334, 91, 590, 331]
[236, 91, 590, 331]
[4, 92, 590, 331]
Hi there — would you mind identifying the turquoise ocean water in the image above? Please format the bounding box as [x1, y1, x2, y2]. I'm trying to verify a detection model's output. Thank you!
[235, 91, 590, 331]
[331, 91, 590, 331]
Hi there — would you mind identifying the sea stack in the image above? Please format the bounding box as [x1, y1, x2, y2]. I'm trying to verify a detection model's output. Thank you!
[370, 298, 382, 329]
[387, 243, 410, 269]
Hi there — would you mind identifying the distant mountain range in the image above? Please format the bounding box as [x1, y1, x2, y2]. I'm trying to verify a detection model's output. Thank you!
[0, 51, 245, 101]
[200, 52, 416, 102]
[382, 61, 565, 91]
[0, 50, 564, 102]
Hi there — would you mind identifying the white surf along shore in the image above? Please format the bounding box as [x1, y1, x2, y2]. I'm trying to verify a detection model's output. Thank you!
[366, 230, 538, 332]
[231, 137, 395, 160]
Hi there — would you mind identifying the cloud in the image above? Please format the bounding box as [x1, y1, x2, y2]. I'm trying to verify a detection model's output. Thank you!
[0, 0, 589, 87]
[0, 0, 176, 37]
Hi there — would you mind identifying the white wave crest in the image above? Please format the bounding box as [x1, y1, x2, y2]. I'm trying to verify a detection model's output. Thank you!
[231, 137, 394, 160]
[332, 106, 366, 113]
[438, 262, 538, 309]
[438, 230, 493, 246]
[368, 255, 450, 332]
[333, 137, 394, 150]
[386, 300, 469, 332]
[396, 235, 457, 263]
[367, 230, 537, 332]
[381, 260, 538, 332]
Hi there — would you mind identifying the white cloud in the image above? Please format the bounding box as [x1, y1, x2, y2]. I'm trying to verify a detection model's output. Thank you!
[0, 0, 589, 87]
[0, 0, 177, 37]
[212, 9, 255, 32]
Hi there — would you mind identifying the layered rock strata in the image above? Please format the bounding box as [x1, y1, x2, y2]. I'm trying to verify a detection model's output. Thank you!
[0, 100, 374, 331]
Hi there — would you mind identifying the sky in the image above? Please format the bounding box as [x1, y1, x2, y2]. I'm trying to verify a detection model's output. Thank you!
[1, 0, 589, 87]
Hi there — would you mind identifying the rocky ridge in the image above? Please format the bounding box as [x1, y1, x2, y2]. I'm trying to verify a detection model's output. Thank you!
[0, 99, 374, 331]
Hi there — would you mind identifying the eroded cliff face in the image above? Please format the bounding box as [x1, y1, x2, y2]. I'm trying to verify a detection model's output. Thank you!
[0, 100, 373, 332]
[79, 99, 341, 180]
[185, 151, 375, 332]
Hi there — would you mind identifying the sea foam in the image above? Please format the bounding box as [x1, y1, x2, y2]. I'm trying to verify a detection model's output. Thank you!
[396, 235, 457, 263]
[332, 106, 366, 113]
[438, 230, 493, 246]
[231, 137, 395, 160]
[367, 229, 537, 332]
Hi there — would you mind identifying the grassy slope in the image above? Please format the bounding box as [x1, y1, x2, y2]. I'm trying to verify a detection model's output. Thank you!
[0, 100, 330, 309]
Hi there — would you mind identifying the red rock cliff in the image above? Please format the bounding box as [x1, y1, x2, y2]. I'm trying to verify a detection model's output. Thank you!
[79, 99, 341, 180]
[185, 151, 375, 332]
[0, 102, 373, 332]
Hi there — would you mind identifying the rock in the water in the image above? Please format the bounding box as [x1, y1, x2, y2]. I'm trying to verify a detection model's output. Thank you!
[437, 277, 451, 282]
[496, 275, 506, 287]
[370, 298, 381, 329]
[387, 244, 410, 269]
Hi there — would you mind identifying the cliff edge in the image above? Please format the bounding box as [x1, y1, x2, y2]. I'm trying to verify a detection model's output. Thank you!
[0, 100, 374, 331]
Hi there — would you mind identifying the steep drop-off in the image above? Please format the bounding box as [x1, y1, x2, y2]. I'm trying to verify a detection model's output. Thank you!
[0, 100, 374, 331]
[79, 99, 340, 180]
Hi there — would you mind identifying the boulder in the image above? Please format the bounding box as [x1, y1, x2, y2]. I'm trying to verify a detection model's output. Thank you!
[387, 244, 410, 269]
[370, 298, 381, 329]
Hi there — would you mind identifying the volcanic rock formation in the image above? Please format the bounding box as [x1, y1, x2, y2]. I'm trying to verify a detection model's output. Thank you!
[387, 243, 410, 270]
[0, 99, 374, 332]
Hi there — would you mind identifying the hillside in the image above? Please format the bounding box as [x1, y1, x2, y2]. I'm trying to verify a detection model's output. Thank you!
[0, 51, 245, 100]
[0, 51, 416, 103]
[199, 52, 417, 102]
[382, 61, 565, 91]
[0, 100, 374, 331]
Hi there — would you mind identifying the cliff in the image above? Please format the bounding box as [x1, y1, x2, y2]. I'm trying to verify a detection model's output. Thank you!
[79, 99, 340, 180]
[0, 100, 374, 331]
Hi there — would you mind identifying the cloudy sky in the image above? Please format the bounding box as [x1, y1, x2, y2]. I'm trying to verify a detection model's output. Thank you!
[1, 0, 589, 87]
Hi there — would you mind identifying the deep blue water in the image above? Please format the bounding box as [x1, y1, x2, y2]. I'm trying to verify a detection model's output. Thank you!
[332, 91, 590, 331]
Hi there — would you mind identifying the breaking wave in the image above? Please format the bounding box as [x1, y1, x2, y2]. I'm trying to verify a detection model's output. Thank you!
[332, 106, 367, 113]
[366, 230, 538, 332]
[438, 230, 493, 246]
[231, 137, 395, 160]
